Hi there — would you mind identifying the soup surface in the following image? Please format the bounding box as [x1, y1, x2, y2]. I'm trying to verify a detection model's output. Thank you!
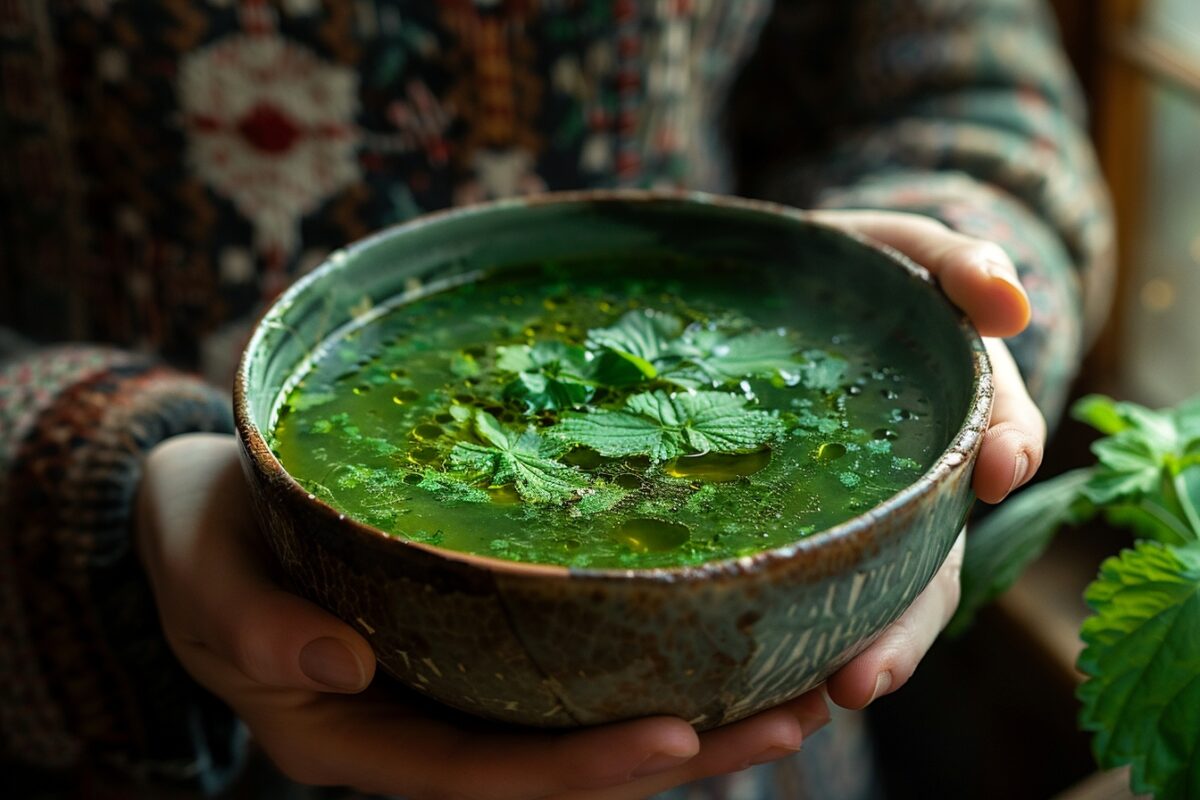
[271, 259, 949, 569]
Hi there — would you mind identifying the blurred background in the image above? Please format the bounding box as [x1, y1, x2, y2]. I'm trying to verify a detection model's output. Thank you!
[869, 2, 1200, 798]
[1064, 0, 1200, 407]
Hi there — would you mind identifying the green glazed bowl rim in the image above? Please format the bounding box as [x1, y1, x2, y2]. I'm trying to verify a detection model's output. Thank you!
[235, 189, 993, 584]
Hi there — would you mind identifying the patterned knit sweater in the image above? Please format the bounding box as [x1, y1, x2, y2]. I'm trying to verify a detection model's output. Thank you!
[0, 1, 1112, 797]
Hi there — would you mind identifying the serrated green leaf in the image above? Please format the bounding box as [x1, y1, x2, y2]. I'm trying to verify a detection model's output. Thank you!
[587, 310, 683, 379]
[496, 342, 595, 413]
[552, 410, 665, 459]
[448, 411, 589, 504]
[1077, 540, 1200, 799]
[1074, 395, 1178, 448]
[583, 310, 812, 392]
[1093, 435, 1162, 474]
[1073, 394, 1135, 435]
[1123, 406, 1180, 453]
[947, 468, 1095, 636]
[500, 451, 593, 504]
[666, 328, 800, 387]
[504, 371, 593, 413]
[1073, 394, 1182, 467]
[1083, 465, 1161, 505]
[1078, 430, 1165, 506]
[473, 410, 514, 450]
[1104, 497, 1196, 547]
[552, 391, 783, 462]
[585, 349, 654, 388]
[499, 342, 591, 378]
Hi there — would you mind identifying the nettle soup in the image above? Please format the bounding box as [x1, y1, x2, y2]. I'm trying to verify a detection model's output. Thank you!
[270, 260, 950, 569]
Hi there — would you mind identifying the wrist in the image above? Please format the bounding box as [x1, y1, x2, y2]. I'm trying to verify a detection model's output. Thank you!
[0, 348, 240, 783]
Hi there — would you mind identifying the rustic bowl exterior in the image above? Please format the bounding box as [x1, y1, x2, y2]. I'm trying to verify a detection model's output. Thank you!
[235, 191, 992, 730]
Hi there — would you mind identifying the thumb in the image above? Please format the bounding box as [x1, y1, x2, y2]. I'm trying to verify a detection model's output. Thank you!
[807, 210, 1031, 338]
[206, 581, 377, 693]
[141, 434, 376, 693]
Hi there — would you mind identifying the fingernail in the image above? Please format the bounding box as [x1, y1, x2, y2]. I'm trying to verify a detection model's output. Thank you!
[299, 637, 367, 691]
[749, 743, 802, 766]
[1009, 452, 1030, 494]
[630, 751, 693, 778]
[984, 259, 1026, 297]
[868, 671, 893, 704]
[799, 706, 832, 738]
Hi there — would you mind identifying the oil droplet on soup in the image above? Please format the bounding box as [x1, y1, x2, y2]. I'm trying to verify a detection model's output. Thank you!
[664, 451, 771, 482]
[614, 519, 691, 553]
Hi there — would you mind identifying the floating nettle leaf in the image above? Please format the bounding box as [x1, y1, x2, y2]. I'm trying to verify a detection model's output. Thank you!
[551, 390, 784, 462]
[496, 341, 596, 412]
[448, 410, 591, 504]
[586, 309, 684, 380]
[666, 328, 800, 387]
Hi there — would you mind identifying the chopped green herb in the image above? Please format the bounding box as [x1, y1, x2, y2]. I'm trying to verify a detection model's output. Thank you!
[450, 351, 482, 379]
[791, 349, 848, 393]
[416, 470, 491, 504]
[571, 486, 630, 517]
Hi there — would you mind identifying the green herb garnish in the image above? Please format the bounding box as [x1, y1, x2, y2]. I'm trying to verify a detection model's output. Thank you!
[448, 410, 592, 504]
[667, 328, 801, 387]
[586, 309, 683, 380]
[496, 341, 595, 412]
[584, 309, 806, 390]
[552, 390, 784, 462]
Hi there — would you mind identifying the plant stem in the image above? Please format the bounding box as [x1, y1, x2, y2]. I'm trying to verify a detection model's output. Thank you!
[1172, 471, 1200, 539]
[1133, 496, 1196, 545]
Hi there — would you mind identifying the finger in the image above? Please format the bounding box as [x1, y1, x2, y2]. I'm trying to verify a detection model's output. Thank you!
[973, 339, 1046, 503]
[254, 691, 701, 798]
[825, 530, 966, 710]
[808, 210, 1031, 338]
[144, 434, 376, 693]
[552, 691, 831, 800]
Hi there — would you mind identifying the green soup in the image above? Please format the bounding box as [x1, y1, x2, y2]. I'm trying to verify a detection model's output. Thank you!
[270, 259, 948, 569]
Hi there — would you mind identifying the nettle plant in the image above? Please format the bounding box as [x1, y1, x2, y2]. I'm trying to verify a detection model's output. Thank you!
[950, 394, 1200, 799]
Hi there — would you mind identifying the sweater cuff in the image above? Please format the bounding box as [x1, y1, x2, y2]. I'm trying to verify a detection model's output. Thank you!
[0, 346, 242, 790]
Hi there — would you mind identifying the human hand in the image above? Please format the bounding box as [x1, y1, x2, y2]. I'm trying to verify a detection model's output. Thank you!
[135, 433, 832, 799]
[807, 210, 1047, 709]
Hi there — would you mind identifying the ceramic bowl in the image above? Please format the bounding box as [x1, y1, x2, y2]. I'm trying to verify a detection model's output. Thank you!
[234, 191, 992, 730]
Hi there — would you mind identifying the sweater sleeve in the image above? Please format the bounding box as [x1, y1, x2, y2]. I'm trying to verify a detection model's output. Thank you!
[734, 0, 1116, 425]
[0, 343, 244, 792]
